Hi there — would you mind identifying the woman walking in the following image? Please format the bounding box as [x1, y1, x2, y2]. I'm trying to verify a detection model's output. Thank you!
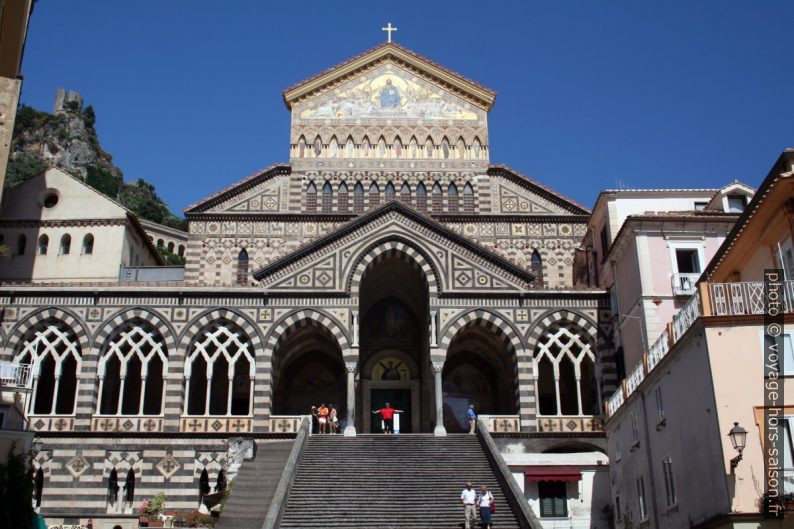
[477, 484, 494, 529]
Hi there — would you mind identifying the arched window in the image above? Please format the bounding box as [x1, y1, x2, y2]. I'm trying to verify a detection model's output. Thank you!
[34, 467, 44, 508]
[329, 136, 339, 158]
[425, 137, 434, 158]
[216, 470, 227, 493]
[409, 137, 418, 158]
[353, 181, 364, 214]
[178, 245, 185, 257]
[16, 234, 26, 255]
[237, 249, 249, 285]
[124, 469, 135, 503]
[107, 468, 119, 506]
[416, 182, 427, 212]
[38, 235, 49, 256]
[15, 319, 81, 415]
[463, 183, 474, 213]
[313, 136, 322, 157]
[473, 138, 482, 159]
[531, 250, 543, 287]
[98, 320, 168, 416]
[306, 181, 317, 213]
[60, 234, 71, 255]
[448, 183, 459, 213]
[157, 239, 164, 248]
[338, 182, 349, 213]
[199, 469, 210, 497]
[345, 136, 354, 158]
[377, 136, 387, 157]
[321, 181, 333, 213]
[297, 136, 306, 157]
[533, 322, 598, 416]
[362, 136, 371, 158]
[385, 181, 396, 201]
[457, 137, 466, 159]
[400, 182, 411, 205]
[185, 321, 255, 416]
[431, 182, 442, 212]
[167, 241, 174, 253]
[369, 181, 380, 209]
[394, 137, 403, 158]
[82, 234, 94, 255]
[442, 137, 450, 159]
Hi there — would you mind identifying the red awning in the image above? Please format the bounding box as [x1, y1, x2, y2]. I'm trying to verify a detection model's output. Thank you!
[524, 467, 582, 482]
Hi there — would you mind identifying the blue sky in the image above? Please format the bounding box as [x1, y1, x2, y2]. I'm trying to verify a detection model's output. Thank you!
[18, 1, 794, 214]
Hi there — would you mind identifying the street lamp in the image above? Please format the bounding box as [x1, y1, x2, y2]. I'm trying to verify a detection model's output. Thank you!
[727, 422, 747, 469]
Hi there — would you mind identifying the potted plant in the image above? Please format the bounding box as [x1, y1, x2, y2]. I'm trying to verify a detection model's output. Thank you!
[139, 492, 167, 527]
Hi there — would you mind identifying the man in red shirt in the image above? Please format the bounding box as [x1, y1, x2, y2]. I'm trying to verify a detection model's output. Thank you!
[372, 402, 404, 434]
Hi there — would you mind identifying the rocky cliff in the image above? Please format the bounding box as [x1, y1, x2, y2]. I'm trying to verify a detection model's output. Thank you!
[5, 89, 186, 231]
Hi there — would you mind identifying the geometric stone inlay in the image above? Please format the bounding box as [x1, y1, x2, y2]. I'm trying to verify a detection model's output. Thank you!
[156, 455, 180, 479]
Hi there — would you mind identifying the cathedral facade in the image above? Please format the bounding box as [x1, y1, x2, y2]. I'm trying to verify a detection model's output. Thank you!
[0, 42, 614, 523]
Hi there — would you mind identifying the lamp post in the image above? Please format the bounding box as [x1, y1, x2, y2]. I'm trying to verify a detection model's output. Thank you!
[727, 421, 747, 470]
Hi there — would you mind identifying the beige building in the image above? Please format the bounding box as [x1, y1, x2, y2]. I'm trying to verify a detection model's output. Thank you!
[0, 166, 162, 283]
[604, 150, 794, 528]
[140, 218, 187, 258]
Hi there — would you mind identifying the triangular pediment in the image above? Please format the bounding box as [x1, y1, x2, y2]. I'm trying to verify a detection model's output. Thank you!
[488, 165, 591, 215]
[283, 42, 496, 113]
[254, 202, 534, 295]
[184, 164, 290, 214]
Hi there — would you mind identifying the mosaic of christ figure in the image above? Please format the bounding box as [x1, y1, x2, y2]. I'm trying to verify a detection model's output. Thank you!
[379, 79, 401, 108]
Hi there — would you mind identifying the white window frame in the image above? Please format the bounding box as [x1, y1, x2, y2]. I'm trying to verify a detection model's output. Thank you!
[637, 476, 648, 521]
[758, 330, 794, 377]
[654, 386, 665, 427]
[784, 416, 794, 494]
[667, 241, 705, 276]
[631, 411, 640, 448]
[662, 455, 677, 507]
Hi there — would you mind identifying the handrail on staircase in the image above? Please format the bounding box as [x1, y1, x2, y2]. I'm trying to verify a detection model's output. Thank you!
[261, 416, 311, 529]
[476, 419, 543, 529]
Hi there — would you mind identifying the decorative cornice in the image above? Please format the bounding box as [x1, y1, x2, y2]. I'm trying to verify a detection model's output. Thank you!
[184, 163, 291, 214]
[487, 165, 591, 215]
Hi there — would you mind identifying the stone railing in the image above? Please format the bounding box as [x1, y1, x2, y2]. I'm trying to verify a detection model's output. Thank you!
[0, 361, 32, 389]
[480, 414, 521, 433]
[605, 280, 794, 419]
[671, 272, 700, 296]
[268, 415, 307, 434]
[537, 416, 604, 433]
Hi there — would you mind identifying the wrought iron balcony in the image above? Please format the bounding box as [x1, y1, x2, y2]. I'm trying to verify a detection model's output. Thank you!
[0, 361, 32, 389]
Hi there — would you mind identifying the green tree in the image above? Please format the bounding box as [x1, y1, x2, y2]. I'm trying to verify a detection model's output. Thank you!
[4, 153, 48, 189]
[0, 446, 34, 528]
[86, 164, 121, 196]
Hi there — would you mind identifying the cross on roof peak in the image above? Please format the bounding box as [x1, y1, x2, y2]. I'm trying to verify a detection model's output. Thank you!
[382, 22, 397, 43]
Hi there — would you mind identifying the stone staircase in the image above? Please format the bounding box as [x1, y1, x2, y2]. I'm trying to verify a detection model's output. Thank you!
[278, 434, 524, 529]
[215, 439, 294, 529]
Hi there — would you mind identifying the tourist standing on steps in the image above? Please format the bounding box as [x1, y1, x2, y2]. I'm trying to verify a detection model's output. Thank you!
[328, 404, 339, 433]
[310, 406, 318, 434]
[317, 403, 329, 434]
[477, 484, 494, 529]
[460, 481, 477, 529]
[372, 402, 403, 434]
[467, 404, 477, 434]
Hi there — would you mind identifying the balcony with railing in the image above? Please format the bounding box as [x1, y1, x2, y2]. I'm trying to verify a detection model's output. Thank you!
[0, 361, 32, 390]
[672, 272, 700, 296]
[605, 280, 794, 419]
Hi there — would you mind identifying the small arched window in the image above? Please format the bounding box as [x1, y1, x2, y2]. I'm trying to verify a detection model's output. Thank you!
[107, 468, 119, 505]
[448, 183, 459, 213]
[34, 467, 44, 507]
[313, 136, 322, 157]
[409, 137, 418, 158]
[16, 234, 26, 255]
[531, 250, 543, 287]
[425, 137, 434, 158]
[431, 182, 442, 211]
[38, 235, 49, 256]
[329, 136, 339, 158]
[60, 234, 71, 255]
[322, 181, 333, 213]
[463, 183, 474, 213]
[338, 181, 349, 213]
[362, 136, 371, 158]
[124, 469, 135, 503]
[82, 234, 94, 255]
[400, 182, 411, 205]
[178, 245, 185, 257]
[345, 136, 354, 158]
[297, 136, 306, 157]
[216, 470, 227, 493]
[473, 138, 482, 159]
[353, 181, 364, 214]
[385, 182, 396, 201]
[167, 241, 174, 253]
[237, 249, 249, 285]
[442, 138, 450, 159]
[394, 137, 403, 158]
[377, 137, 387, 157]
[306, 181, 317, 213]
[199, 469, 210, 497]
[457, 137, 466, 159]
[416, 182, 427, 211]
[369, 181, 381, 208]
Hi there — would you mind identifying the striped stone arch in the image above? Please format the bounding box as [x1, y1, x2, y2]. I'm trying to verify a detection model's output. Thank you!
[93, 307, 178, 353]
[264, 309, 350, 358]
[439, 309, 531, 430]
[178, 308, 263, 353]
[439, 309, 524, 352]
[525, 309, 599, 355]
[5, 307, 90, 354]
[347, 237, 440, 296]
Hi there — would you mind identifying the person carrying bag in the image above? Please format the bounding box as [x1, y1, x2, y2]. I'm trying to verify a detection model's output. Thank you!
[477, 484, 494, 529]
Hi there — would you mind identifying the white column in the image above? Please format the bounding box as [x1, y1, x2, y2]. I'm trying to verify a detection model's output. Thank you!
[226, 376, 234, 415]
[138, 376, 147, 415]
[429, 311, 438, 347]
[432, 362, 446, 436]
[28, 376, 39, 415]
[116, 377, 126, 415]
[248, 378, 254, 416]
[183, 377, 191, 415]
[575, 376, 583, 416]
[554, 367, 562, 416]
[344, 362, 357, 436]
[351, 312, 359, 348]
[96, 377, 105, 414]
[51, 375, 61, 414]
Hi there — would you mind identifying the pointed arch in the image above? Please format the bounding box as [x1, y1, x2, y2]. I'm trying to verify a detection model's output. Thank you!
[456, 137, 466, 159]
[377, 136, 387, 157]
[338, 181, 349, 213]
[237, 248, 249, 285]
[409, 136, 419, 158]
[394, 136, 403, 158]
[473, 137, 482, 159]
[425, 136, 435, 158]
[321, 181, 333, 213]
[448, 182, 459, 213]
[361, 136, 371, 158]
[463, 182, 474, 213]
[399, 182, 411, 205]
[353, 180, 364, 214]
[305, 181, 317, 213]
[530, 249, 543, 287]
[384, 181, 396, 201]
[329, 136, 339, 158]
[416, 181, 427, 211]
[345, 135, 354, 158]
[312, 135, 323, 157]
[297, 135, 306, 157]
[369, 181, 381, 209]
[431, 182, 442, 211]
[442, 137, 451, 159]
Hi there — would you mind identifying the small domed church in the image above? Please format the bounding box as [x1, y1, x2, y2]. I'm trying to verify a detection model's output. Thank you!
[1, 39, 614, 527]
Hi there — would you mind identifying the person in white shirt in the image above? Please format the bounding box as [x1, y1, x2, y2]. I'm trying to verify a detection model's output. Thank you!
[460, 481, 477, 529]
[478, 484, 494, 529]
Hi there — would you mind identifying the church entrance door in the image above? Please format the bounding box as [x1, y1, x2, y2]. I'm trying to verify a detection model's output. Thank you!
[369, 388, 412, 433]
